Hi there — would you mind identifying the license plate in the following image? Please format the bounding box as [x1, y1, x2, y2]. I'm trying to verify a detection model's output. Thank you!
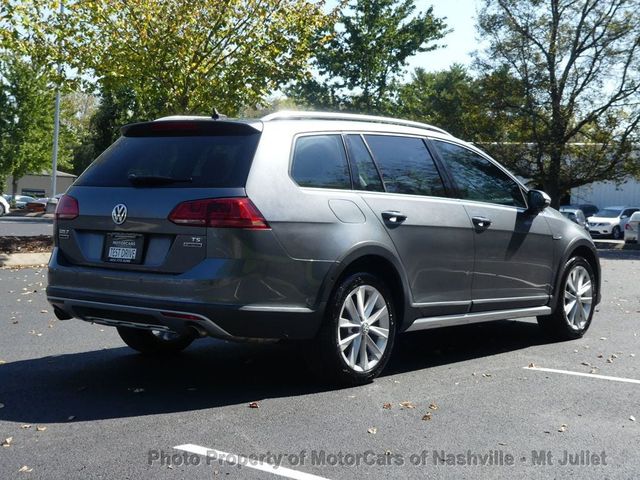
[103, 233, 144, 264]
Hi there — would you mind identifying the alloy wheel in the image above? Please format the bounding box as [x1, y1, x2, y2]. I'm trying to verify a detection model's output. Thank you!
[337, 285, 390, 372]
[563, 265, 593, 330]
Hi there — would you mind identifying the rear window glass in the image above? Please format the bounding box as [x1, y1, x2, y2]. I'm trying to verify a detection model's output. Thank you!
[75, 134, 260, 188]
[291, 135, 351, 189]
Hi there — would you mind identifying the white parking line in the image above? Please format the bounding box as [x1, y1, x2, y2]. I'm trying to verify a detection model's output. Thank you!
[524, 366, 640, 384]
[174, 444, 331, 480]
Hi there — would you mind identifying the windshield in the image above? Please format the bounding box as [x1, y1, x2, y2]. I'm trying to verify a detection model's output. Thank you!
[594, 208, 622, 218]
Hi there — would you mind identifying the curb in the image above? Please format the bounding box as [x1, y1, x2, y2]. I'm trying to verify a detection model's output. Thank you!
[0, 252, 50, 267]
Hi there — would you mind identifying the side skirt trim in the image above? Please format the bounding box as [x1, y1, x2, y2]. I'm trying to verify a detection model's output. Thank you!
[405, 306, 552, 332]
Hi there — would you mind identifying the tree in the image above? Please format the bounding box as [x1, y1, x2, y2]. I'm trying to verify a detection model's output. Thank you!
[289, 0, 448, 114]
[64, 0, 331, 119]
[477, 0, 640, 206]
[0, 55, 72, 197]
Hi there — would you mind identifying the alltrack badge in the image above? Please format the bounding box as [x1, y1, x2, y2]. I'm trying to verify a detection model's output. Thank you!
[112, 204, 128, 225]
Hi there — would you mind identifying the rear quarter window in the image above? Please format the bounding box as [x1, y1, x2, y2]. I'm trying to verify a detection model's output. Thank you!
[291, 135, 351, 189]
[75, 134, 260, 188]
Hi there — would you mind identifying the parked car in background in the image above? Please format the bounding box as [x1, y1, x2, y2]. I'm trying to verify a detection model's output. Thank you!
[559, 206, 589, 234]
[4, 194, 37, 209]
[570, 204, 599, 218]
[46, 194, 64, 214]
[0, 195, 9, 216]
[47, 111, 601, 385]
[588, 206, 640, 239]
[26, 198, 49, 213]
[624, 211, 640, 243]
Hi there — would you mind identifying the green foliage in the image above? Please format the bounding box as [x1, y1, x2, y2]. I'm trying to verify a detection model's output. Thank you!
[289, 0, 448, 114]
[65, 0, 331, 119]
[476, 0, 640, 205]
[0, 55, 72, 193]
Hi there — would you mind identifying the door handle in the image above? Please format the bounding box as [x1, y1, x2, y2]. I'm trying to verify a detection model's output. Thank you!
[382, 211, 407, 224]
[472, 216, 492, 231]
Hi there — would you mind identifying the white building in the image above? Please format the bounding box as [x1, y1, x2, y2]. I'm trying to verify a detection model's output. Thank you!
[571, 177, 640, 208]
[3, 170, 77, 198]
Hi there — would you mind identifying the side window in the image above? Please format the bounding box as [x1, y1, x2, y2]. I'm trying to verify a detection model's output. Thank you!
[364, 135, 446, 197]
[623, 209, 638, 217]
[432, 140, 526, 208]
[291, 135, 351, 189]
[344, 135, 384, 192]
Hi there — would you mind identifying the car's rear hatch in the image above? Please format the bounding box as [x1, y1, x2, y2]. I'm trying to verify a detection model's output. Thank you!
[55, 119, 263, 274]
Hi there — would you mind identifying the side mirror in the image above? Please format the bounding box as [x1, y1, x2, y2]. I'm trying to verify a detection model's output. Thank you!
[527, 189, 551, 213]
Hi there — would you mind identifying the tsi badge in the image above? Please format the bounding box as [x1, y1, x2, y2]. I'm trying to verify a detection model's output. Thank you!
[112, 204, 128, 225]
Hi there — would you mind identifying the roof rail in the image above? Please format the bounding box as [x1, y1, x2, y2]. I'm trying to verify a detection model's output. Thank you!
[261, 110, 450, 135]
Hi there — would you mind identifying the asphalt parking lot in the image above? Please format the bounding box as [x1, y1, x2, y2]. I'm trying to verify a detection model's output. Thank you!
[1, 251, 639, 479]
[0, 217, 53, 237]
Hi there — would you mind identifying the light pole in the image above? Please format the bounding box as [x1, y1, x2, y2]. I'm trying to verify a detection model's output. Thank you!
[50, 0, 63, 198]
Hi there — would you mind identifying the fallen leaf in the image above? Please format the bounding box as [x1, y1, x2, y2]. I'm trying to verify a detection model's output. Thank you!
[581, 361, 590, 366]
[630, 354, 636, 357]
[600, 337, 607, 341]
[367, 427, 377, 434]
[399, 401, 416, 409]
[611, 354, 618, 359]
[248, 402, 259, 409]
[606, 358, 613, 364]
[630, 416, 636, 422]
[1, 436, 13, 447]
[382, 402, 392, 410]
[528, 362, 536, 368]
[40, 309, 48, 314]
[590, 368, 598, 374]
[36, 426, 47, 432]
[482, 373, 492, 377]
[558, 424, 568, 432]
[597, 354, 604, 358]
[21, 425, 31, 429]
[18, 466, 33, 473]
[429, 403, 438, 410]
[422, 413, 432, 421]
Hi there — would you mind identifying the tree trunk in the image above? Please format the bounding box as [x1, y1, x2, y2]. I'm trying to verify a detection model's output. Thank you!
[11, 177, 18, 206]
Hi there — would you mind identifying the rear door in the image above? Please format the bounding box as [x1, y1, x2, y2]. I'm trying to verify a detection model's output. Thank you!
[57, 120, 261, 274]
[430, 139, 554, 312]
[351, 134, 475, 316]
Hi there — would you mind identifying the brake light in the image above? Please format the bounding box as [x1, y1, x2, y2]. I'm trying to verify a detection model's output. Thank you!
[168, 197, 269, 229]
[55, 194, 79, 220]
[625, 223, 631, 230]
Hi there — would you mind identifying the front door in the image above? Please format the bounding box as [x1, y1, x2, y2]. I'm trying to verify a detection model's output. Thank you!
[430, 139, 555, 312]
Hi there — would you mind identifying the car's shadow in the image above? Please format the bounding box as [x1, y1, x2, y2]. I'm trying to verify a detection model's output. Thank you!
[0, 320, 550, 424]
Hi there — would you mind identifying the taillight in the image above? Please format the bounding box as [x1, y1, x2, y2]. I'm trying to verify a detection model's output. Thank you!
[168, 197, 269, 229]
[625, 223, 631, 230]
[55, 194, 79, 220]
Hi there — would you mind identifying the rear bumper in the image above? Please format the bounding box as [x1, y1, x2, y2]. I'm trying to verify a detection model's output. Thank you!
[47, 286, 324, 340]
[47, 248, 330, 340]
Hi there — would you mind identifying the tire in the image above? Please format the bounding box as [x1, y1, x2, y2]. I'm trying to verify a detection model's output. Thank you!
[316, 272, 396, 385]
[537, 257, 596, 341]
[117, 327, 195, 354]
[612, 226, 622, 240]
[0, 203, 5, 216]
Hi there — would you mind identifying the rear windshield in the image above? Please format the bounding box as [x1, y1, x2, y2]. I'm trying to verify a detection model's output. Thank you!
[75, 134, 260, 188]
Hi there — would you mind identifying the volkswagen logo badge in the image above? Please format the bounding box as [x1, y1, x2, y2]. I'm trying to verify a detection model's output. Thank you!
[112, 204, 128, 225]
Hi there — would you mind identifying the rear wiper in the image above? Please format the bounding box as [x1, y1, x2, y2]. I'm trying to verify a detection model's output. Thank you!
[127, 174, 193, 186]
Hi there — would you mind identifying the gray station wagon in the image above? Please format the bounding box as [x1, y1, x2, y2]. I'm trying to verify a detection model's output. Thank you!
[47, 111, 601, 384]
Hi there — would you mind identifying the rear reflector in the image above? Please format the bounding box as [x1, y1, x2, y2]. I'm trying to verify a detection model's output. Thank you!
[161, 311, 203, 321]
[55, 194, 79, 220]
[168, 197, 269, 229]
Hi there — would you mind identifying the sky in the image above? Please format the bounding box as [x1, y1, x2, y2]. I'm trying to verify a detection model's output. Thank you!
[408, 0, 481, 73]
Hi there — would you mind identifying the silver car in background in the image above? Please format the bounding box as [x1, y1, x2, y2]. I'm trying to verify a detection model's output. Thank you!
[624, 211, 640, 243]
